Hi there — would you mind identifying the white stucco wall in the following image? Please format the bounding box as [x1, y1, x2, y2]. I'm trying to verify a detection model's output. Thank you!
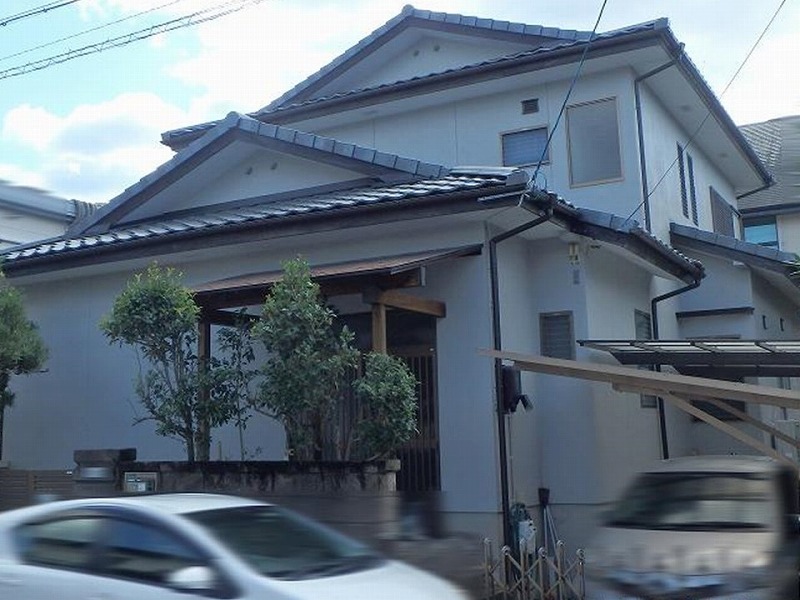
[638, 83, 740, 241]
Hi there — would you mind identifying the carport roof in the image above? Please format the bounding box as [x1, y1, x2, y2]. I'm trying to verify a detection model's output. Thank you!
[578, 338, 800, 378]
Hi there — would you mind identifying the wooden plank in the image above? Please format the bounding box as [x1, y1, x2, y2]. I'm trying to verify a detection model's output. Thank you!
[362, 289, 445, 317]
[483, 349, 800, 408]
[615, 382, 800, 451]
[698, 397, 800, 450]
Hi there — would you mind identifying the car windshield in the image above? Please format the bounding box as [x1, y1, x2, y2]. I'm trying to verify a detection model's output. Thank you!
[186, 505, 384, 580]
[604, 472, 775, 531]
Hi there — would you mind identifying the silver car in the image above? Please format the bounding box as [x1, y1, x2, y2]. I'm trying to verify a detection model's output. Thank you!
[0, 493, 468, 600]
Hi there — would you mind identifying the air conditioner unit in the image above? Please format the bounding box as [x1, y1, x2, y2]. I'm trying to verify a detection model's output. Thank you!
[774, 420, 800, 462]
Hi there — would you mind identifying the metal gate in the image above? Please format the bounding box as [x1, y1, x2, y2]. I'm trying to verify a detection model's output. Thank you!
[483, 539, 586, 600]
[394, 347, 440, 493]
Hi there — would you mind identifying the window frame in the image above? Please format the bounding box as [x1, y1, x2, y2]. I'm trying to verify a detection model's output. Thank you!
[565, 97, 624, 188]
[500, 125, 550, 168]
[743, 215, 779, 248]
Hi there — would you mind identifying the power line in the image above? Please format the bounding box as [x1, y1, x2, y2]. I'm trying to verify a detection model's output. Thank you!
[0, 0, 187, 65]
[0, 0, 265, 81]
[527, 0, 609, 193]
[623, 0, 788, 225]
[0, 1, 83, 28]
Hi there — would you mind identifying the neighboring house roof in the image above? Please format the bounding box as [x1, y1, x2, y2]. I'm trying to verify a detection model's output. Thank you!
[158, 9, 769, 193]
[739, 115, 800, 213]
[0, 180, 96, 223]
[670, 222, 800, 299]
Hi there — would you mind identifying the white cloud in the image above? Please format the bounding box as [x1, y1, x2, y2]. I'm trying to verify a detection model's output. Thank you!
[2, 93, 184, 203]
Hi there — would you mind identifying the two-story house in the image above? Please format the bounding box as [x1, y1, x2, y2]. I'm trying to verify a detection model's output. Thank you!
[1, 7, 796, 550]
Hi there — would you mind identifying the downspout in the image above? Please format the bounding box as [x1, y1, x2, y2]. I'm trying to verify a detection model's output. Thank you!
[650, 276, 701, 459]
[634, 47, 685, 232]
[489, 199, 553, 548]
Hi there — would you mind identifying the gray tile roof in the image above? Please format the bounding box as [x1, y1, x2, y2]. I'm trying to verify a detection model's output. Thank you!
[4, 171, 515, 264]
[81, 113, 450, 236]
[739, 115, 800, 211]
[264, 5, 594, 112]
[670, 222, 796, 269]
[161, 19, 667, 148]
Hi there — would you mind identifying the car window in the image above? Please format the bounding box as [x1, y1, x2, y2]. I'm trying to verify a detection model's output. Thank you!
[187, 506, 383, 580]
[15, 517, 104, 570]
[101, 518, 208, 585]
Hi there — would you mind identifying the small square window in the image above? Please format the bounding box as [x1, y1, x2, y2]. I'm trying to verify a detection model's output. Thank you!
[502, 128, 549, 167]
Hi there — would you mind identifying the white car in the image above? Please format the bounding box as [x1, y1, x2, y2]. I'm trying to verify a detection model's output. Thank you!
[0, 493, 468, 600]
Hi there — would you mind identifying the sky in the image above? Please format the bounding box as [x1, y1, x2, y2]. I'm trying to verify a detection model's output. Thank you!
[0, 0, 797, 204]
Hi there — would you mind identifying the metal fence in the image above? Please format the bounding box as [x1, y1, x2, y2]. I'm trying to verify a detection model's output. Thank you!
[0, 469, 74, 511]
[483, 538, 586, 600]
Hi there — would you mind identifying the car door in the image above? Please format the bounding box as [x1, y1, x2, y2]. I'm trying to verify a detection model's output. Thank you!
[4, 513, 113, 600]
[91, 512, 238, 600]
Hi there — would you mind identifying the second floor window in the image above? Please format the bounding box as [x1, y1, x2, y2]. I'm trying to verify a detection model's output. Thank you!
[566, 98, 622, 186]
[743, 216, 778, 247]
[501, 127, 549, 167]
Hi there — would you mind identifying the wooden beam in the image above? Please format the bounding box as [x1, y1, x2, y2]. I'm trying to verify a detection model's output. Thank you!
[658, 391, 796, 469]
[700, 397, 800, 450]
[483, 350, 800, 409]
[362, 289, 445, 317]
[372, 303, 387, 354]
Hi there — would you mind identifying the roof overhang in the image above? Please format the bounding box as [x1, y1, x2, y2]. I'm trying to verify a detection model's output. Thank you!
[670, 222, 800, 301]
[482, 189, 705, 284]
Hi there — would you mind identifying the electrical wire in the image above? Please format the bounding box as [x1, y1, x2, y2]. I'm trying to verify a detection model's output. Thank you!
[0, 0, 265, 81]
[525, 0, 610, 199]
[622, 0, 788, 226]
[0, 0, 187, 65]
[0, 1, 83, 28]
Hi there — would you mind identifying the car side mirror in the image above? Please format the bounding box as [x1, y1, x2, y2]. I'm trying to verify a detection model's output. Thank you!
[167, 565, 218, 593]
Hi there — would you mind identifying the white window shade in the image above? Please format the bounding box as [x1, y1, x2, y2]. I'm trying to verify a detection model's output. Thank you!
[567, 98, 622, 185]
[502, 127, 548, 167]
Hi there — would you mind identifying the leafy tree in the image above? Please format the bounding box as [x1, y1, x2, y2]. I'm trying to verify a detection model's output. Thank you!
[252, 257, 418, 462]
[0, 270, 47, 459]
[252, 258, 359, 460]
[353, 352, 418, 459]
[101, 264, 242, 462]
[216, 311, 259, 460]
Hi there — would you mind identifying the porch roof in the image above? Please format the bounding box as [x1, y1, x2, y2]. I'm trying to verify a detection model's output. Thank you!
[193, 244, 482, 310]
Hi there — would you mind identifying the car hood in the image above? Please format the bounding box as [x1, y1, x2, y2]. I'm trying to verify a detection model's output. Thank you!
[267, 559, 466, 600]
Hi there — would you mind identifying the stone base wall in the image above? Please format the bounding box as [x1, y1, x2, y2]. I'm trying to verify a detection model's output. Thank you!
[70, 449, 401, 543]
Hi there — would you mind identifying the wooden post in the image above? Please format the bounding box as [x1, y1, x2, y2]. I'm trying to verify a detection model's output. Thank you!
[372, 303, 387, 354]
[197, 320, 212, 461]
